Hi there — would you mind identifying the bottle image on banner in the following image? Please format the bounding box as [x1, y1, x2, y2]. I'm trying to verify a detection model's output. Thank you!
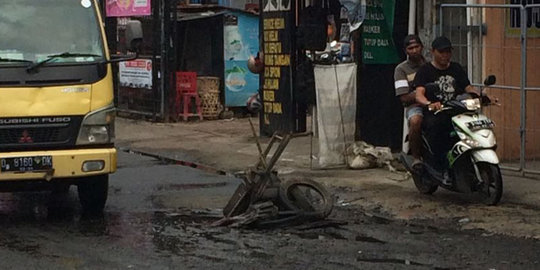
[225, 65, 247, 92]
[224, 27, 245, 60]
[224, 15, 251, 60]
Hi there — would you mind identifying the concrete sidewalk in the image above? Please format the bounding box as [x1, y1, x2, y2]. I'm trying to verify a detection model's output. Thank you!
[116, 116, 540, 239]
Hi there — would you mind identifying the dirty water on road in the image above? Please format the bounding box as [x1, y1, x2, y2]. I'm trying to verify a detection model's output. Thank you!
[1, 200, 539, 269]
[0, 152, 538, 269]
[290, 166, 540, 240]
[144, 205, 540, 269]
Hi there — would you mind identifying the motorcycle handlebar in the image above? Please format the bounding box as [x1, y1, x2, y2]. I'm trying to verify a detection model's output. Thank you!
[429, 99, 501, 114]
[431, 105, 452, 114]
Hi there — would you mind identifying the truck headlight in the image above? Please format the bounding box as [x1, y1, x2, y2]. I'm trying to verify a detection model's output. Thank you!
[76, 106, 115, 145]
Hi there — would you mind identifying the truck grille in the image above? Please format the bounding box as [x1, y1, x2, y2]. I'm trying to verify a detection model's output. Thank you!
[0, 127, 63, 144]
[0, 116, 83, 150]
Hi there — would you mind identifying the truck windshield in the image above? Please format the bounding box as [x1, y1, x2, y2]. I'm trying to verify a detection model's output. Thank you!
[0, 0, 105, 66]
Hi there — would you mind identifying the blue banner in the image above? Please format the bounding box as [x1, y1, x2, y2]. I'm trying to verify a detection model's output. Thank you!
[224, 12, 260, 107]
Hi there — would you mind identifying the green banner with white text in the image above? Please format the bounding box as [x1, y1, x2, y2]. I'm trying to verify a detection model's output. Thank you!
[361, 0, 399, 64]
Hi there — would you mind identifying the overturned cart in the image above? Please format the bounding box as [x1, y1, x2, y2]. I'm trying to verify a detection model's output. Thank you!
[217, 131, 334, 227]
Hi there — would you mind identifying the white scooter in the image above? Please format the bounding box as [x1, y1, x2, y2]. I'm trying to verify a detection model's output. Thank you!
[401, 75, 503, 205]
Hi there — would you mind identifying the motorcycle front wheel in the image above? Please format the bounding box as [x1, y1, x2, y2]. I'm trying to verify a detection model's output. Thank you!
[476, 162, 503, 206]
[412, 173, 438, 194]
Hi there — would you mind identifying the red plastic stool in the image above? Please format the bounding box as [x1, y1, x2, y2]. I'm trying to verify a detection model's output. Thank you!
[176, 72, 203, 121]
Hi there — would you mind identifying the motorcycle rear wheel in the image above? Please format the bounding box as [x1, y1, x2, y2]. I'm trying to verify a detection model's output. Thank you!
[476, 162, 503, 206]
[412, 173, 438, 194]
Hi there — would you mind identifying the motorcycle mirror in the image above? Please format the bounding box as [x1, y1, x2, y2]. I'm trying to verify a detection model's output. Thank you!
[484, 75, 496, 86]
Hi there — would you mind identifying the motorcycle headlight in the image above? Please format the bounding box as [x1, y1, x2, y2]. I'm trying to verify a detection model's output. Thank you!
[76, 106, 115, 145]
[461, 98, 481, 111]
[456, 130, 480, 147]
[463, 138, 481, 148]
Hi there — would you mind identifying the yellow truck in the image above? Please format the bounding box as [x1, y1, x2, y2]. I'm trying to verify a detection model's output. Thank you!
[0, 0, 141, 212]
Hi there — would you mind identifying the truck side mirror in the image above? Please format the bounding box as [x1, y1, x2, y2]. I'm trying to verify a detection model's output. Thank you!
[126, 20, 143, 53]
[484, 75, 496, 86]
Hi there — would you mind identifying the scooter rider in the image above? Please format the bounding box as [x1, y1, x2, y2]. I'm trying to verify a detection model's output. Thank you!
[394, 34, 426, 172]
[413, 36, 481, 169]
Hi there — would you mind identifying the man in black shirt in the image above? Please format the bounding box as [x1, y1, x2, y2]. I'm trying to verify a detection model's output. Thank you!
[413, 36, 481, 168]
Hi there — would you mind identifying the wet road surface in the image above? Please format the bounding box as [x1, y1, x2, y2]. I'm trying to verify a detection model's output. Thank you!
[0, 151, 538, 269]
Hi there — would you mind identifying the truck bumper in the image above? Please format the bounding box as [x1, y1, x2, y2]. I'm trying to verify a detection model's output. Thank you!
[0, 148, 116, 181]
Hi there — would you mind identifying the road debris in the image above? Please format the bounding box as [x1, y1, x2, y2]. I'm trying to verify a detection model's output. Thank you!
[346, 141, 400, 171]
[217, 127, 334, 227]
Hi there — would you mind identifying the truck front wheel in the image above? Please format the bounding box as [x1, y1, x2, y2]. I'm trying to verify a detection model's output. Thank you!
[77, 175, 109, 213]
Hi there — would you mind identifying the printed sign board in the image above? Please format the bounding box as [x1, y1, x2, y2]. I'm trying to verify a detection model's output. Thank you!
[106, 0, 151, 17]
[361, 0, 399, 64]
[260, 0, 296, 135]
[119, 59, 153, 89]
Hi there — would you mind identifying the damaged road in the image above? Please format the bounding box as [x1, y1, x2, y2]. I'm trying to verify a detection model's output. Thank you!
[0, 151, 538, 269]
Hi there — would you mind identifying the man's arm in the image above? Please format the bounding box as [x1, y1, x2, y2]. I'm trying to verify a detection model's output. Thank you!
[415, 86, 429, 106]
[416, 86, 442, 111]
[399, 92, 416, 106]
[465, 85, 481, 96]
[412, 64, 430, 106]
[394, 64, 416, 106]
[466, 84, 500, 104]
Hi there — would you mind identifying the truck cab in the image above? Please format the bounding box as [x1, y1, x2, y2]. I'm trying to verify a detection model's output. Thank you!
[0, 0, 140, 212]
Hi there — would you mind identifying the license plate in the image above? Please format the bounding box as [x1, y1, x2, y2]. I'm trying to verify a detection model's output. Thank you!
[466, 119, 495, 131]
[0, 156, 53, 173]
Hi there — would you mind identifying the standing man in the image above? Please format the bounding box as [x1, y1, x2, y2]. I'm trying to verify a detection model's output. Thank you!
[394, 34, 426, 171]
[413, 36, 480, 167]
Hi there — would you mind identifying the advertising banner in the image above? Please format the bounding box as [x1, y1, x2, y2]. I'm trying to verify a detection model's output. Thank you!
[260, 0, 295, 135]
[224, 12, 260, 107]
[106, 0, 151, 17]
[361, 0, 399, 64]
[339, 0, 367, 32]
[119, 59, 153, 89]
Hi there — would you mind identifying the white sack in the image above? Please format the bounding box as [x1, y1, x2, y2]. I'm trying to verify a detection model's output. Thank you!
[314, 63, 357, 168]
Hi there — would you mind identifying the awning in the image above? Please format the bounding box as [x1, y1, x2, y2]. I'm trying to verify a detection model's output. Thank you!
[176, 10, 226, 22]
